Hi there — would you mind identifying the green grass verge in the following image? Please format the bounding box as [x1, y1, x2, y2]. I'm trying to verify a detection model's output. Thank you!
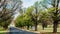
[0, 32, 6, 34]
[0, 27, 5, 31]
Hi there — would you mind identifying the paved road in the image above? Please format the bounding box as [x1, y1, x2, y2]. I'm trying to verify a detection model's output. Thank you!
[8, 27, 38, 34]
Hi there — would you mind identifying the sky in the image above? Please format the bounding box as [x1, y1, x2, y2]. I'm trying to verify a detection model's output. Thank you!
[22, 0, 41, 8]
[6, 0, 42, 9]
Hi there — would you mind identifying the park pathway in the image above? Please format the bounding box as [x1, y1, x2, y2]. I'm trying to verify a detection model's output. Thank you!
[8, 27, 39, 34]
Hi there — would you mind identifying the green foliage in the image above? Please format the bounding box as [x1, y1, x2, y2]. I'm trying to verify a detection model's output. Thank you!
[15, 15, 34, 27]
[0, 0, 22, 29]
[15, 14, 33, 27]
[15, 15, 25, 27]
[15, 7, 35, 28]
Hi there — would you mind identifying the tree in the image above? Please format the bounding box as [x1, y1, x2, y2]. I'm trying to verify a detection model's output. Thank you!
[25, 7, 35, 30]
[39, 11, 50, 30]
[15, 7, 34, 30]
[15, 15, 25, 28]
[43, 0, 60, 33]
[0, 0, 12, 29]
[33, 1, 40, 31]
[39, 0, 60, 33]
[52, 0, 59, 33]
[0, 0, 22, 29]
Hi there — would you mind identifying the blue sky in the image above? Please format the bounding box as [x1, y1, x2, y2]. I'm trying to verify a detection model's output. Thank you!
[22, 0, 41, 8]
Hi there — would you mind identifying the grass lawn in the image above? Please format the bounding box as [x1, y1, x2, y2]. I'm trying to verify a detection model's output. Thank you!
[37, 25, 60, 32]
[0, 28, 5, 31]
[0, 33, 6, 34]
[28, 25, 60, 34]
[37, 25, 60, 34]
[0, 27, 8, 34]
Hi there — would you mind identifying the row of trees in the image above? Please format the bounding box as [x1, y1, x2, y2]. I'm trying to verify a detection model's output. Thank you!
[15, 0, 60, 33]
[0, 0, 60, 33]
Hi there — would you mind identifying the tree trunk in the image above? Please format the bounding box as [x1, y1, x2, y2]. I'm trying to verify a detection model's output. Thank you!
[35, 22, 37, 31]
[53, 21, 58, 33]
[27, 26, 29, 30]
[3, 21, 8, 29]
[42, 23, 45, 30]
[35, 7, 38, 31]
[42, 25, 44, 30]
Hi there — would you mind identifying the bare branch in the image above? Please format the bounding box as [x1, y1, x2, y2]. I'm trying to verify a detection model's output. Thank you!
[0, 0, 6, 8]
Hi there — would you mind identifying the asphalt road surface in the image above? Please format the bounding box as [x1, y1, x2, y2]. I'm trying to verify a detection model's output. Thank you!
[8, 27, 38, 34]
